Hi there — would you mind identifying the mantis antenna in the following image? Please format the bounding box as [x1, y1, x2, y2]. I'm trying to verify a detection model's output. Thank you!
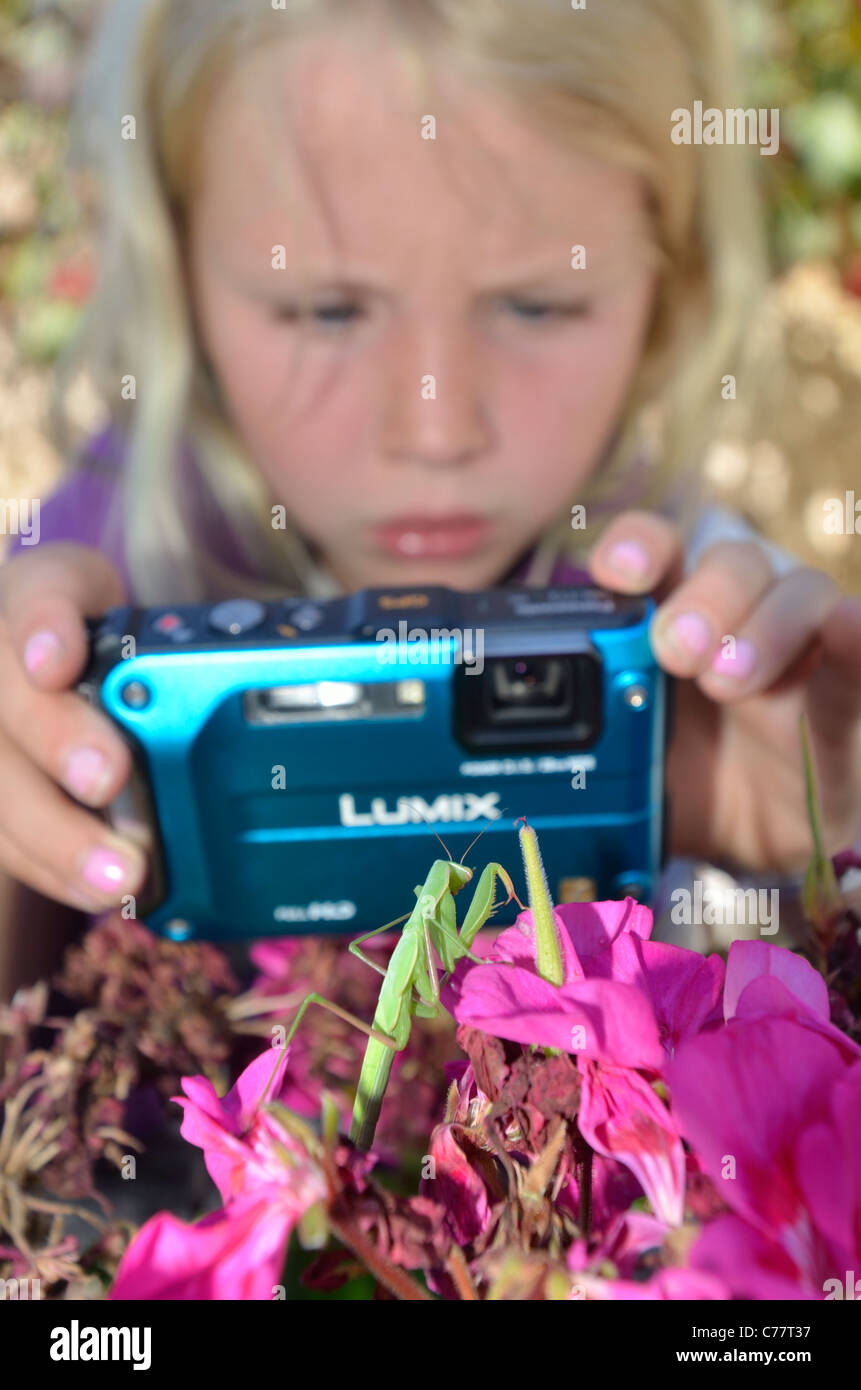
[400, 798, 452, 861]
[459, 808, 508, 866]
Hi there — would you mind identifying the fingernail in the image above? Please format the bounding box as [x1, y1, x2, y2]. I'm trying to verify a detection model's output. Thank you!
[64, 747, 112, 803]
[666, 612, 713, 658]
[605, 541, 650, 581]
[24, 630, 62, 674]
[710, 638, 757, 680]
[80, 846, 138, 896]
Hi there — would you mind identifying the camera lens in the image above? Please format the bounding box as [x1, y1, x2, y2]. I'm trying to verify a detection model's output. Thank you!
[454, 652, 601, 751]
[489, 658, 571, 717]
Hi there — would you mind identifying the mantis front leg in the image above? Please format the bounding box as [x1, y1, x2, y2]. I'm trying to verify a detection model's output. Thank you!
[258, 991, 400, 1112]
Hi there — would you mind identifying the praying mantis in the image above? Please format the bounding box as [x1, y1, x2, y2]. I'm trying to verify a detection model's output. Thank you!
[262, 814, 528, 1151]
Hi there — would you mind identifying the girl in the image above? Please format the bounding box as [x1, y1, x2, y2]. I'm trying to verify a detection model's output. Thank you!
[1, 0, 860, 997]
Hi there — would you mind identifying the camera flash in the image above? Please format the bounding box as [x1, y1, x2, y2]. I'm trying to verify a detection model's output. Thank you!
[396, 679, 426, 707]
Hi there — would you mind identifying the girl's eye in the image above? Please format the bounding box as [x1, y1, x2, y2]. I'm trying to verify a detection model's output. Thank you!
[312, 302, 363, 326]
[505, 299, 590, 322]
[271, 302, 364, 327]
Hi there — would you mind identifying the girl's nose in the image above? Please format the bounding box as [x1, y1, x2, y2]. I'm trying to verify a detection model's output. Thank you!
[380, 319, 493, 470]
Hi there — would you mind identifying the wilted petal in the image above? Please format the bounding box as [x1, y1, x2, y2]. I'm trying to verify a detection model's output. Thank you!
[422, 1125, 491, 1245]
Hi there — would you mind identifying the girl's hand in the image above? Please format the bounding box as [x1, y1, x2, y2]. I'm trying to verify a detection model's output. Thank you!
[0, 544, 148, 912]
[589, 512, 861, 873]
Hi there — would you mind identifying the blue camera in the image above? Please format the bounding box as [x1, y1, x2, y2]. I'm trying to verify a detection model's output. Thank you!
[79, 585, 671, 941]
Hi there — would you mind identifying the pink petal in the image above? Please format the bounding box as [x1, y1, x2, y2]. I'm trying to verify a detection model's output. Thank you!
[489, 911, 586, 983]
[173, 1049, 296, 1202]
[608, 935, 724, 1058]
[724, 940, 829, 1022]
[110, 1191, 296, 1300]
[596, 1209, 668, 1276]
[556, 896, 654, 956]
[223, 1047, 293, 1131]
[689, 1213, 816, 1300]
[248, 938, 302, 982]
[795, 1060, 861, 1266]
[574, 1267, 729, 1300]
[491, 897, 653, 983]
[446, 963, 664, 1070]
[173, 1098, 262, 1203]
[578, 1060, 686, 1226]
[732, 977, 861, 1064]
[668, 1017, 849, 1240]
[176, 1075, 231, 1128]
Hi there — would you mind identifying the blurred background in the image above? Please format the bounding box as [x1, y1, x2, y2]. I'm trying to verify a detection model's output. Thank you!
[0, 0, 860, 587]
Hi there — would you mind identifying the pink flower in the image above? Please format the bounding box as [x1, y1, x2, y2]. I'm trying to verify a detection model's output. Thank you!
[174, 1047, 308, 1201]
[110, 1049, 328, 1300]
[668, 1015, 861, 1299]
[442, 899, 722, 1228]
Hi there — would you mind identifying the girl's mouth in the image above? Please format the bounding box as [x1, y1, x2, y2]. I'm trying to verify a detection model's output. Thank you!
[373, 514, 492, 560]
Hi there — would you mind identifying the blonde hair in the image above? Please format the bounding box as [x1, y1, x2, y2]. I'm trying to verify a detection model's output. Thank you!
[55, 0, 768, 601]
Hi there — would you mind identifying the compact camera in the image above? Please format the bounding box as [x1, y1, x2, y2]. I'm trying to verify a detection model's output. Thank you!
[79, 584, 671, 941]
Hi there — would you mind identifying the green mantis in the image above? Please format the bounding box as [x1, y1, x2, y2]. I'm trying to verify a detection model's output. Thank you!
[263, 818, 522, 1151]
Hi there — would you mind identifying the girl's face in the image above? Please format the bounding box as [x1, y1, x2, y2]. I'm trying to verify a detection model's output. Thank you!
[187, 26, 659, 592]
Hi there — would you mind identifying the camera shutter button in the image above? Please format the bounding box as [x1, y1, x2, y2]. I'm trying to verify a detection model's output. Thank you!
[208, 600, 267, 636]
[288, 603, 324, 632]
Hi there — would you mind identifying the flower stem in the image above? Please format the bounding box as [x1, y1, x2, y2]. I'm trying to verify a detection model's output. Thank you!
[326, 1215, 433, 1300]
[577, 1142, 593, 1239]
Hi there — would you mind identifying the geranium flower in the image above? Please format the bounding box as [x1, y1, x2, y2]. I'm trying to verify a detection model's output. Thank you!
[110, 1048, 328, 1300]
[668, 1015, 861, 1299]
[442, 899, 724, 1227]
